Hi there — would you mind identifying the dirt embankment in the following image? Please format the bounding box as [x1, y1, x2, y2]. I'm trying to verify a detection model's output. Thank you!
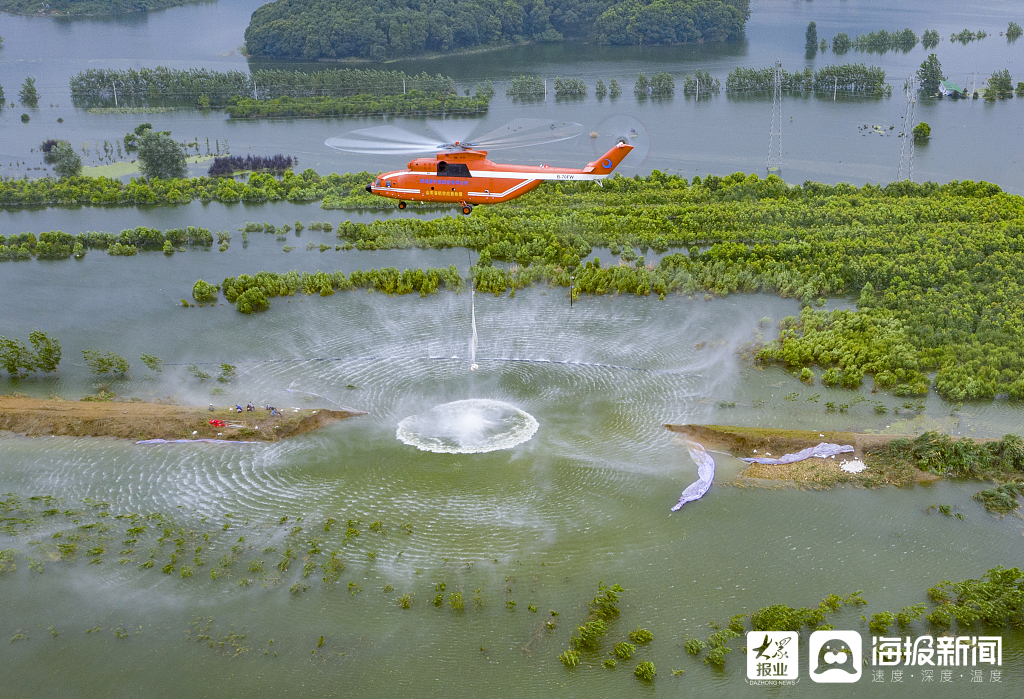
[666, 423, 936, 487]
[0, 396, 365, 442]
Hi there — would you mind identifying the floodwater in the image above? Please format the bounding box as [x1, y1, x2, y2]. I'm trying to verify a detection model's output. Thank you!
[0, 0, 1022, 189]
[2, 1, 1024, 696]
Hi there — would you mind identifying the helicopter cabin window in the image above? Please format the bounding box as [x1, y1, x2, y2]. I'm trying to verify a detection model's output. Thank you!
[436, 162, 472, 177]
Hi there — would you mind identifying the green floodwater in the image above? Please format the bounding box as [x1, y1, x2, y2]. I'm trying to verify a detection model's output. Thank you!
[2, 0, 1024, 695]
[2, 241, 1024, 697]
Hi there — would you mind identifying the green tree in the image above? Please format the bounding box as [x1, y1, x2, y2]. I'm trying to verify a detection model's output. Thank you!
[1008, 22, 1022, 42]
[634, 72, 649, 96]
[29, 331, 61, 376]
[805, 21, 818, 56]
[50, 142, 82, 179]
[192, 279, 218, 302]
[140, 354, 164, 372]
[984, 69, 1014, 99]
[917, 54, 944, 95]
[0, 337, 35, 377]
[217, 364, 237, 383]
[19, 77, 38, 107]
[82, 349, 130, 378]
[138, 130, 187, 180]
[913, 122, 931, 143]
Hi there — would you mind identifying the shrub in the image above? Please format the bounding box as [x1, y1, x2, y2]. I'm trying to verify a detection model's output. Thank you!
[559, 649, 580, 668]
[613, 641, 636, 659]
[629, 628, 653, 644]
[235, 287, 270, 314]
[634, 660, 656, 681]
[192, 280, 218, 303]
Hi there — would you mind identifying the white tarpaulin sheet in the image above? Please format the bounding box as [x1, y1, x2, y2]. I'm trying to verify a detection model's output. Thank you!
[741, 442, 854, 465]
[672, 440, 715, 511]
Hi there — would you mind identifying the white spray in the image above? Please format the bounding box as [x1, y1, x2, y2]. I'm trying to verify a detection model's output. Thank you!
[470, 287, 479, 371]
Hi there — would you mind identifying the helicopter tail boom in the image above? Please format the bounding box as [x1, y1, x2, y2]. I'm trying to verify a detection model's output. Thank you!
[583, 141, 634, 175]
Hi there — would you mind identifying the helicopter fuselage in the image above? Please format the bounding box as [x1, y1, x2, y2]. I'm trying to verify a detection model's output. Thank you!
[366, 141, 633, 212]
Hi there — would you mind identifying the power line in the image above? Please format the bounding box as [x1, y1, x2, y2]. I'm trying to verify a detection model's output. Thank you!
[898, 75, 917, 181]
[767, 59, 782, 177]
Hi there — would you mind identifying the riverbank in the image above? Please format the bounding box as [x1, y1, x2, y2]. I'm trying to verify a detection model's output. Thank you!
[0, 395, 363, 442]
[667, 423, 941, 487]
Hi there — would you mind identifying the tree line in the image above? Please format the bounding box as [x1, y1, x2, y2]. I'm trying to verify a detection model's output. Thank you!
[0, 0, 207, 16]
[69, 67, 459, 107]
[206, 266, 465, 313]
[224, 92, 490, 119]
[725, 63, 889, 95]
[242, 0, 750, 61]
[0, 227, 213, 260]
[0, 170, 371, 208]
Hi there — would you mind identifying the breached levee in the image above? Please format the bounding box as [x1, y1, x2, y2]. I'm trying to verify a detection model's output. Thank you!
[396, 399, 539, 454]
[0, 395, 365, 442]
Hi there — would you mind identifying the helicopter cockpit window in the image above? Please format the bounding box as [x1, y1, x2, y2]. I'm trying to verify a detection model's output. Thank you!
[437, 162, 471, 177]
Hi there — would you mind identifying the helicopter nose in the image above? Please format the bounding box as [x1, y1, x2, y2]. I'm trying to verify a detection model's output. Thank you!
[365, 183, 372, 193]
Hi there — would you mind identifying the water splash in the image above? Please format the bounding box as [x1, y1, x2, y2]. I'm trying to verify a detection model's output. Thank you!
[396, 399, 539, 454]
[470, 288, 478, 371]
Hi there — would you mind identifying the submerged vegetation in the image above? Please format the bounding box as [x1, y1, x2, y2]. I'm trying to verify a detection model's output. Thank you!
[217, 266, 466, 313]
[725, 63, 889, 95]
[1, 227, 213, 259]
[224, 92, 490, 119]
[10, 171, 1024, 402]
[70, 67, 458, 107]
[850, 28, 918, 53]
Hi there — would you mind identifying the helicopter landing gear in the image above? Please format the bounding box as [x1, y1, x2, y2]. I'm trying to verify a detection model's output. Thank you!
[398, 201, 407, 210]
[461, 203, 473, 216]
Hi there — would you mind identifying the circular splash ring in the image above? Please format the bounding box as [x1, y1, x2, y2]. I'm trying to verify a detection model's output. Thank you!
[396, 399, 539, 454]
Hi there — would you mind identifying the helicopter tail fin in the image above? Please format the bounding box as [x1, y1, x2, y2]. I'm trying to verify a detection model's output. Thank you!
[584, 140, 634, 175]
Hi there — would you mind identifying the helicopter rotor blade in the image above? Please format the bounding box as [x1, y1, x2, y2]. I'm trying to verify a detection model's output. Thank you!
[425, 119, 476, 147]
[327, 118, 585, 156]
[325, 125, 450, 154]
[465, 118, 584, 151]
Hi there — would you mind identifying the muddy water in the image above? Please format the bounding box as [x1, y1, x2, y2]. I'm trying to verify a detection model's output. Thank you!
[3, 0, 1024, 694]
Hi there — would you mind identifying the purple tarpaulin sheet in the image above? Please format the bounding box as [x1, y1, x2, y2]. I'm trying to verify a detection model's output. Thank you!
[672, 440, 715, 511]
[741, 442, 854, 465]
[136, 438, 259, 445]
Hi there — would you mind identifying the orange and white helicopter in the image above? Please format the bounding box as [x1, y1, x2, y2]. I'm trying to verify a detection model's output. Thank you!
[326, 119, 633, 215]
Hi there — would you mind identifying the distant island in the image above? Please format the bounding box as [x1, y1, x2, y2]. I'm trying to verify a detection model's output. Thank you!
[243, 0, 750, 61]
[0, 0, 211, 16]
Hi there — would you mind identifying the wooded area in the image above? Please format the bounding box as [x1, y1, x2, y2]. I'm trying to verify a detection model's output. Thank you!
[243, 0, 750, 60]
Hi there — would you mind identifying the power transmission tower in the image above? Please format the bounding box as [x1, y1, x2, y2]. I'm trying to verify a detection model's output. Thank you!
[767, 59, 783, 177]
[898, 75, 917, 181]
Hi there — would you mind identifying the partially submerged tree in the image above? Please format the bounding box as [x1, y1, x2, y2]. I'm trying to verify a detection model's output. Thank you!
[82, 349, 130, 378]
[50, 142, 83, 179]
[805, 21, 818, 57]
[917, 54, 944, 95]
[29, 331, 61, 376]
[138, 129, 187, 180]
[19, 77, 38, 107]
